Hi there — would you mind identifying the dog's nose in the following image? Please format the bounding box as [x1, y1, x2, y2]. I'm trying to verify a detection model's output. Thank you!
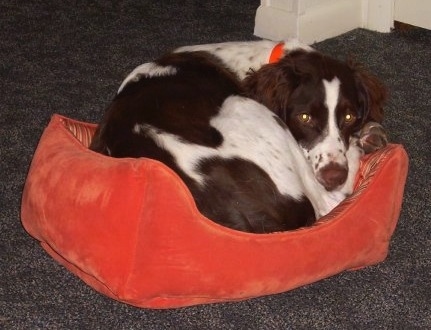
[318, 163, 348, 191]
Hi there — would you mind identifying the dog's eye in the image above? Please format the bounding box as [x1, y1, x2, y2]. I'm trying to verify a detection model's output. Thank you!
[344, 113, 356, 125]
[298, 113, 312, 124]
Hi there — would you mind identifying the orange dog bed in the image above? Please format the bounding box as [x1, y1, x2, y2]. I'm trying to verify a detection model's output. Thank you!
[21, 114, 408, 309]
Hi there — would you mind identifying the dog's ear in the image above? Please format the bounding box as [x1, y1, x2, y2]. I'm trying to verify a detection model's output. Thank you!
[243, 50, 319, 121]
[243, 56, 303, 120]
[350, 59, 387, 123]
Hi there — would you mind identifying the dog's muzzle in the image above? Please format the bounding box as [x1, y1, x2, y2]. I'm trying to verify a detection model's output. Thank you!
[318, 163, 348, 191]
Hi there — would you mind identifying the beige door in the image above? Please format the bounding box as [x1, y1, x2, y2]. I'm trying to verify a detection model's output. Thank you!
[395, 0, 431, 29]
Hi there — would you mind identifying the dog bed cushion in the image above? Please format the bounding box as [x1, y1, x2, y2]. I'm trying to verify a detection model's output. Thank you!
[21, 114, 409, 309]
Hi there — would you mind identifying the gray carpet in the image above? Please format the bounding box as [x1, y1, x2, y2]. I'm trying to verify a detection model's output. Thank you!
[1, 1, 430, 329]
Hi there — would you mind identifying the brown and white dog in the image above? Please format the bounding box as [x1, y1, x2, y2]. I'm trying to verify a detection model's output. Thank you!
[90, 40, 387, 233]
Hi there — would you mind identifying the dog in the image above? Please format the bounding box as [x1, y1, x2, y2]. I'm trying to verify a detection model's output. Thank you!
[90, 40, 387, 233]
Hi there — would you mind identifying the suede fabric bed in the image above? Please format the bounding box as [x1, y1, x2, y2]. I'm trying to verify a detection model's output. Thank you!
[21, 114, 409, 309]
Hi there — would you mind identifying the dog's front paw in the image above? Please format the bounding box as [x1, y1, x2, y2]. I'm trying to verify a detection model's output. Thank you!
[359, 122, 388, 154]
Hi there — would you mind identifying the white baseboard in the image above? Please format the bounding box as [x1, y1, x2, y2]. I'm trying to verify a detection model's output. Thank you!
[254, 3, 299, 42]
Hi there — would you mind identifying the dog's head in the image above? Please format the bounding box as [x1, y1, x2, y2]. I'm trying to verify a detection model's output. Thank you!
[244, 50, 387, 191]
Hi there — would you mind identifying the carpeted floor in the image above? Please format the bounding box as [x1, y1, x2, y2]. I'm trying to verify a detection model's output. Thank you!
[1, 1, 430, 329]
